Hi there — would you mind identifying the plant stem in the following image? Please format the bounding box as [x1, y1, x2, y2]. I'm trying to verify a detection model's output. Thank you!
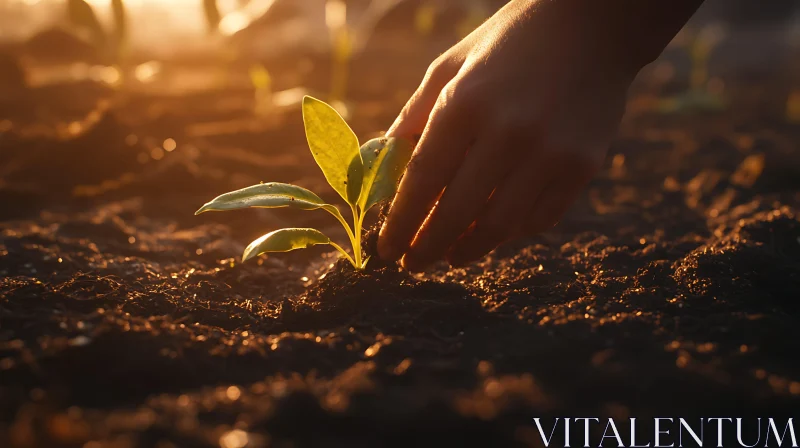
[356, 212, 367, 269]
[323, 205, 361, 269]
[330, 241, 357, 268]
[323, 206, 356, 243]
[350, 204, 362, 268]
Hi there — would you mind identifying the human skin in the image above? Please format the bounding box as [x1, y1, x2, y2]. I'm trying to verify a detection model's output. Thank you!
[378, 0, 705, 271]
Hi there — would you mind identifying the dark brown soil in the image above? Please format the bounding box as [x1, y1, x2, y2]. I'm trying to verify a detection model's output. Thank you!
[1, 19, 800, 448]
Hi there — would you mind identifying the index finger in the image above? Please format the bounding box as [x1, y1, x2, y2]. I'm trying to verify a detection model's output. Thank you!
[378, 92, 473, 262]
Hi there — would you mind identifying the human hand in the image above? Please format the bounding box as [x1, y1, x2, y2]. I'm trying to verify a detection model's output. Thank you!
[377, 0, 642, 271]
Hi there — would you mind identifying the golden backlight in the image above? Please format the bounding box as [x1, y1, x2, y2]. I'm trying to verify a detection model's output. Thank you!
[1, 0, 279, 51]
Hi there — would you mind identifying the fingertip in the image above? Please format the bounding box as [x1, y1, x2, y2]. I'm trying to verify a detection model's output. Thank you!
[400, 253, 428, 273]
[377, 225, 401, 261]
[386, 117, 422, 143]
[399, 248, 428, 273]
[385, 117, 402, 138]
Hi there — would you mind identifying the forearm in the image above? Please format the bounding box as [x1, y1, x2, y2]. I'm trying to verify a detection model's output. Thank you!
[579, 0, 706, 70]
[501, 0, 705, 76]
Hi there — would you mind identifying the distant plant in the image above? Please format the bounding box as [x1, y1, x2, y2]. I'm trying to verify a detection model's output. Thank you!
[688, 24, 724, 92]
[66, 0, 128, 64]
[249, 64, 272, 115]
[658, 24, 726, 114]
[110, 0, 128, 57]
[788, 89, 800, 124]
[195, 96, 413, 270]
[323, 0, 405, 111]
[456, 0, 490, 39]
[325, 0, 352, 109]
[203, 0, 222, 34]
[67, 0, 105, 49]
[414, 3, 437, 37]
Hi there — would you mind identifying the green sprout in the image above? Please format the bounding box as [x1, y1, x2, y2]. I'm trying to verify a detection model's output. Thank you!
[657, 24, 726, 114]
[67, 0, 106, 51]
[456, 0, 490, 39]
[67, 0, 128, 65]
[249, 64, 272, 116]
[110, 0, 128, 62]
[203, 0, 222, 34]
[788, 89, 800, 124]
[321, 0, 407, 110]
[414, 3, 437, 37]
[195, 96, 413, 270]
[325, 0, 352, 108]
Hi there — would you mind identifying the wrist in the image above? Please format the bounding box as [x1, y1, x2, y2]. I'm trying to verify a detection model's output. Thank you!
[578, 0, 705, 72]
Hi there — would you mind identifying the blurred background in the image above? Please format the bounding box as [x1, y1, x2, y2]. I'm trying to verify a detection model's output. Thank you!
[2, 2, 800, 447]
[0, 0, 798, 208]
[0, 0, 798, 235]
[1, 0, 798, 104]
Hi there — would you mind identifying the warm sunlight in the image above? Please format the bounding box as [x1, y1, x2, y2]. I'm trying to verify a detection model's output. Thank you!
[0, 0, 278, 49]
[1, 0, 799, 446]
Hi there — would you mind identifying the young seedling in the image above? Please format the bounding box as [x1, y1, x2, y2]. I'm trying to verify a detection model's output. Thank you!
[456, 0, 490, 40]
[320, 0, 405, 110]
[195, 96, 413, 270]
[249, 64, 272, 116]
[110, 0, 128, 64]
[788, 89, 800, 124]
[203, 0, 222, 34]
[66, 0, 128, 79]
[657, 24, 726, 114]
[67, 0, 106, 52]
[325, 0, 352, 111]
[414, 3, 437, 37]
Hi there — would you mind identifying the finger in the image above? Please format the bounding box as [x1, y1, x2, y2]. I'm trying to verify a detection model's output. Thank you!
[378, 82, 474, 262]
[387, 55, 463, 140]
[402, 134, 516, 271]
[446, 151, 555, 267]
[519, 173, 589, 236]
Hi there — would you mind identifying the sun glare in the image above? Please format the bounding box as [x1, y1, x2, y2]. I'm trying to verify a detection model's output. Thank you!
[1, 0, 277, 51]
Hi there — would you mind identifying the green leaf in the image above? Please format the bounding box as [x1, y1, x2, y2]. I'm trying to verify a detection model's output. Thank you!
[243, 228, 330, 261]
[346, 152, 364, 207]
[302, 96, 361, 205]
[195, 182, 328, 214]
[358, 137, 414, 212]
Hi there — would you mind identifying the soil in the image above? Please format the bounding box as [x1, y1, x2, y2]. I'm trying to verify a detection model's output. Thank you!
[1, 19, 800, 448]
